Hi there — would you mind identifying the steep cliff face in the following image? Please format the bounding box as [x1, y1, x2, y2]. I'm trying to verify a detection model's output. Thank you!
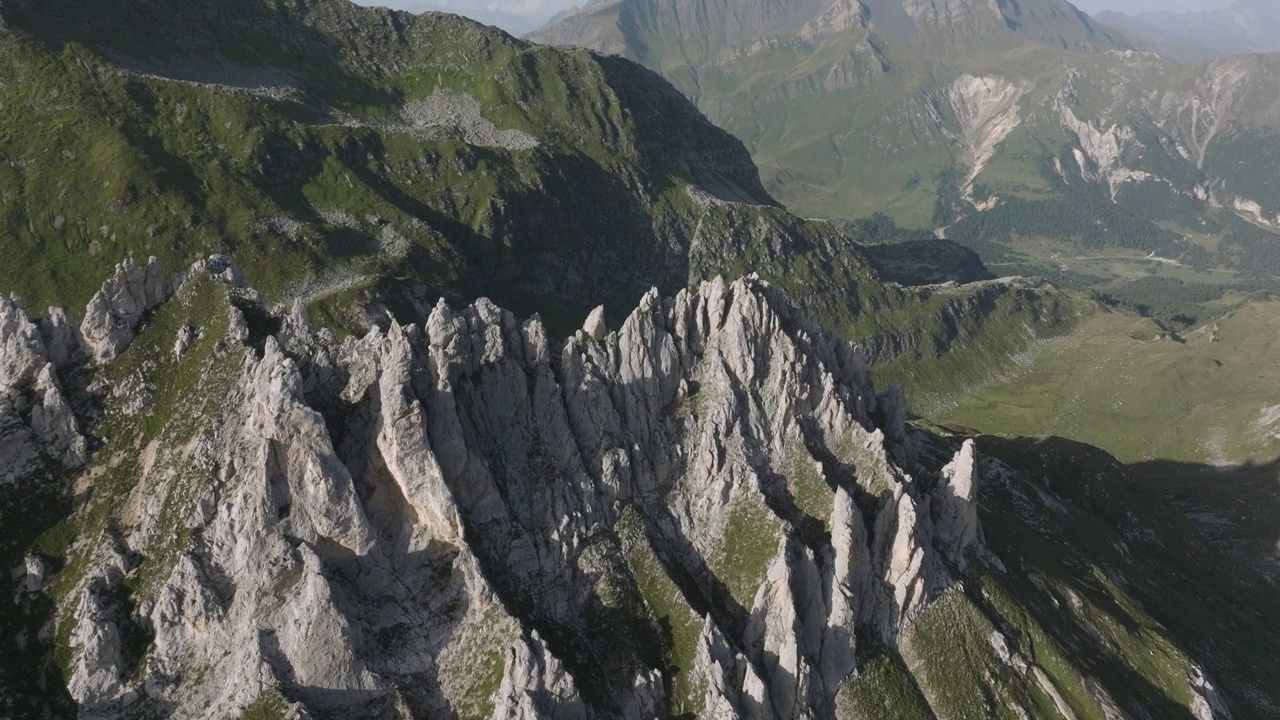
[3, 262, 1274, 719]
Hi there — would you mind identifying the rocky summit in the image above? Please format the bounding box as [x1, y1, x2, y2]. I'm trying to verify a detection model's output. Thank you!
[4, 259, 1278, 719]
[4, 258, 970, 717]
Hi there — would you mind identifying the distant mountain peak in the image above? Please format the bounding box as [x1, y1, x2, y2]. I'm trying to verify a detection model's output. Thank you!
[1095, 0, 1280, 62]
[533, 0, 1127, 62]
[886, 0, 1127, 51]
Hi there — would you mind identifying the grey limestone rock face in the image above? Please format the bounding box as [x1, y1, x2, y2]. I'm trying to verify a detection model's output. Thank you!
[581, 305, 608, 342]
[490, 632, 592, 720]
[1, 255, 255, 487]
[79, 256, 169, 364]
[0, 293, 49, 389]
[0, 295, 86, 480]
[39, 306, 76, 368]
[29, 363, 87, 468]
[0, 296, 50, 483]
[931, 438, 981, 566]
[18, 554, 49, 593]
[0, 389, 41, 484]
[67, 544, 134, 714]
[1190, 665, 1234, 720]
[36, 271, 994, 719]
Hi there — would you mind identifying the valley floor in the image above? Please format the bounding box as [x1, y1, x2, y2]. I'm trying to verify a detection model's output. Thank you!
[936, 300, 1280, 581]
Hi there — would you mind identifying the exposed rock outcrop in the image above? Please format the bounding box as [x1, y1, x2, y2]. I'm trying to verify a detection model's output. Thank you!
[40, 306, 76, 368]
[1, 256, 258, 485]
[0, 296, 85, 479]
[29, 364, 87, 468]
[581, 305, 608, 342]
[943, 74, 1032, 202]
[0, 390, 41, 484]
[491, 632, 591, 720]
[402, 90, 540, 151]
[1190, 665, 1234, 720]
[67, 544, 133, 714]
[21, 269, 992, 719]
[79, 257, 169, 364]
[7, 260, 1267, 719]
[931, 438, 981, 566]
[0, 293, 48, 389]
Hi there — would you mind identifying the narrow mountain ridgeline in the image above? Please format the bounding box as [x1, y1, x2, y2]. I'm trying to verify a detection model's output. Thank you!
[534, 0, 1280, 295]
[3, 261, 1279, 719]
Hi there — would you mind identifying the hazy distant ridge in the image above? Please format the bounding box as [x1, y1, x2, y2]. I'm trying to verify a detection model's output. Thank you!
[1096, 0, 1280, 62]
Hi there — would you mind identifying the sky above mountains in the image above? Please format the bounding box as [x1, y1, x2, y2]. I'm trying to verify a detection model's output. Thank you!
[355, 0, 1238, 34]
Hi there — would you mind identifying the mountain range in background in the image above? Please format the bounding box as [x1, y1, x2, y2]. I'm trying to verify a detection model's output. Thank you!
[389, 1, 547, 34]
[1097, 0, 1280, 62]
[360, 0, 1267, 61]
[533, 0, 1280, 324]
[1074, 0, 1231, 12]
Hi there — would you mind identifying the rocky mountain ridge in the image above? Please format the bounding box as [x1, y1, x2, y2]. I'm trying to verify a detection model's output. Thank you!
[4, 258, 1277, 719]
[3, 258, 981, 718]
[1, 3, 1276, 716]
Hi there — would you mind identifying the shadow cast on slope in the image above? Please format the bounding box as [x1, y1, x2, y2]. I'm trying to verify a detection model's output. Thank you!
[340, 134, 690, 328]
[595, 55, 777, 208]
[304, 374, 473, 719]
[0, 463, 76, 717]
[0, 0, 400, 111]
[1131, 456, 1280, 585]
[974, 435, 1280, 719]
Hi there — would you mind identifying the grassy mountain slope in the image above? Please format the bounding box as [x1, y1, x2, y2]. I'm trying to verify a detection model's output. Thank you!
[0, 0, 1076, 408]
[957, 432, 1280, 720]
[535, 0, 1280, 293]
[942, 302, 1280, 465]
[941, 298, 1280, 589]
[0, 0, 785, 329]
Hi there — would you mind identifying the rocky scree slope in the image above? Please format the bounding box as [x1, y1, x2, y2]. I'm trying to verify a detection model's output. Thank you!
[535, 0, 1280, 283]
[2, 260, 1275, 719]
